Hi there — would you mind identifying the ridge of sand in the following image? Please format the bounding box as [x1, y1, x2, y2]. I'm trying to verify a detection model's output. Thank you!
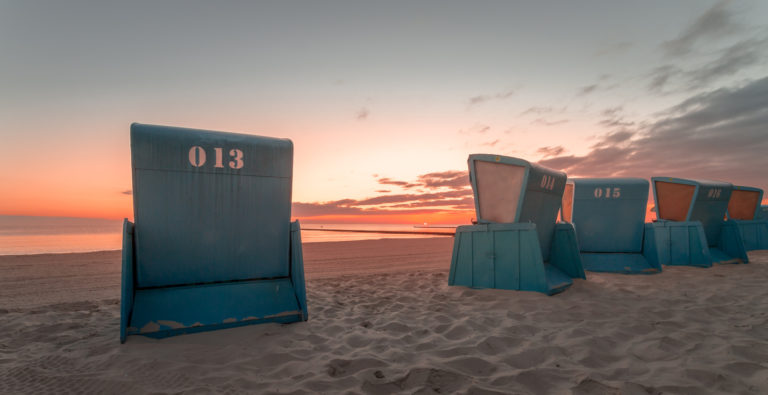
[1, 239, 767, 394]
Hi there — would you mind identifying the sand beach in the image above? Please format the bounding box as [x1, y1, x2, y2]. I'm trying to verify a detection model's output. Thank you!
[1, 238, 767, 394]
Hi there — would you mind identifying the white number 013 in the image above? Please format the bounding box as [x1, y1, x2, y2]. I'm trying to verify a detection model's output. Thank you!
[188, 146, 244, 169]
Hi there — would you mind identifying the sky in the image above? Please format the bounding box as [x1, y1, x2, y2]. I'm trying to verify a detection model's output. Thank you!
[1, 1, 767, 224]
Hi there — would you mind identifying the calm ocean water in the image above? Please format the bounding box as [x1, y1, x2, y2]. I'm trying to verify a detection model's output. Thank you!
[0, 216, 455, 255]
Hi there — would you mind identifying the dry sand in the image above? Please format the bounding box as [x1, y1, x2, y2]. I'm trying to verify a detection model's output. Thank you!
[1, 238, 767, 394]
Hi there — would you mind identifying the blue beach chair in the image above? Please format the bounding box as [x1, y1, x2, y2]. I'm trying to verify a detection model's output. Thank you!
[562, 178, 662, 274]
[648, 177, 747, 267]
[758, 205, 768, 221]
[726, 185, 768, 251]
[448, 154, 585, 295]
[120, 124, 307, 342]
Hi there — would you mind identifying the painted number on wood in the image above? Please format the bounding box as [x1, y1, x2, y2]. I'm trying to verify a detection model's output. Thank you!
[707, 188, 722, 199]
[540, 175, 556, 190]
[593, 187, 621, 198]
[188, 146, 244, 169]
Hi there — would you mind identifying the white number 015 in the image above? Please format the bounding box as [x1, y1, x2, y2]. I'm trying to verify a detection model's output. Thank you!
[188, 146, 244, 169]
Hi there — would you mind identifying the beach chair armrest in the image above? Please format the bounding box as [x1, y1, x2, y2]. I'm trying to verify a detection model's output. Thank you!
[290, 220, 308, 321]
[120, 219, 135, 343]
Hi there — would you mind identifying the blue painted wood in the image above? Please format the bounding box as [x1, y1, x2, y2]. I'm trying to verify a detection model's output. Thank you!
[566, 178, 660, 274]
[126, 279, 301, 339]
[726, 185, 767, 251]
[120, 220, 134, 344]
[733, 220, 768, 251]
[580, 253, 659, 274]
[121, 123, 307, 342]
[717, 221, 749, 262]
[758, 206, 768, 221]
[448, 223, 583, 295]
[493, 230, 520, 289]
[472, 230, 495, 288]
[131, 124, 294, 287]
[290, 220, 309, 321]
[645, 221, 712, 267]
[549, 223, 586, 279]
[652, 177, 747, 264]
[468, 154, 566, 261]
[569, 178, 648, 253]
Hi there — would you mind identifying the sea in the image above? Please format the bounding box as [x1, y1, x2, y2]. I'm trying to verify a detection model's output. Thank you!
[0, 215, 456, 256]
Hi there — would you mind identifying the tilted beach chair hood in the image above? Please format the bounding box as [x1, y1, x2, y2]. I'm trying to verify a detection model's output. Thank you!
[648, 177, 747, 266]
[726, 185, 768, 251]
[449, 154, 585, 295]
[120, 123, 307, 342]
[562, 178, 662, 274]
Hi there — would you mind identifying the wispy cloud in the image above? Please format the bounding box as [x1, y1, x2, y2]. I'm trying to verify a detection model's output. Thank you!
[519, 106, 567, 116]
[294, 170, 473, 217]
[662, 0, 739, 57]
[120, 190, 132, 195]
[467, 89, 516, 108]
[377, 177, 419, 189]
[458, 124, 491, 135]
[356, 107, 369, 120]
[531, 118, 569, 126]
[595, 41, 633, 56]
[537, 145, 566, 158]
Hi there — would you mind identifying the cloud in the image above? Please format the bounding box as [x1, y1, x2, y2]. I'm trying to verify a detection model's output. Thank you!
[377, 177, 419, 189]
[355, 107, 369, 120]
[375, 189, 390, 193]
[598, 106, 636, 129]
[458, 124, 491, 135]
[531, 118, 569, 126]
[684, 37, 767, 87]
[481, 139, 500, 147]
[537, 146, 566, 158]
[467, 89, 516, 107]
[649, 37, 767, 93]
[662, 0, 739, 57]
[539, 76, 768, 191]
[577, 84, 598, 96]
[595, 41, 633, 56]
[647, 65, 682, 93]
[519, 106, 567, 116]
[120, 190, 132, 195]
[293, 170, 473, 217]
[417, 170, 470, 190]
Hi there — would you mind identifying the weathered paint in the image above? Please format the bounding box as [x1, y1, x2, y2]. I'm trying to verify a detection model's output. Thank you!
[651, 177, 748, 265]
[563, 178, 660, 274]
[450, 155, 584, 295]
[120, 124, 308, 343]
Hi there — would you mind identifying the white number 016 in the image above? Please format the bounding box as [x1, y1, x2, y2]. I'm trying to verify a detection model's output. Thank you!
[188, 146, 244, 169]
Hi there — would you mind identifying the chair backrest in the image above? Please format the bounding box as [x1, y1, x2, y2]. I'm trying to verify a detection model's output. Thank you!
[652, 177, 732, 246]
[564, 178, 648, 253]
[727, 185, 763, 220]
[468, 154, 566, 260]
[131, 123, 294, 288]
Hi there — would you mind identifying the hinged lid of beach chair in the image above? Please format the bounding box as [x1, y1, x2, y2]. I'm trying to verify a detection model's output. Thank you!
[120, 123, 307, 342]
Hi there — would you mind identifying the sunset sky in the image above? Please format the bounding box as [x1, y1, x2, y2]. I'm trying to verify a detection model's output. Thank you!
[1, 1, 767, 223]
